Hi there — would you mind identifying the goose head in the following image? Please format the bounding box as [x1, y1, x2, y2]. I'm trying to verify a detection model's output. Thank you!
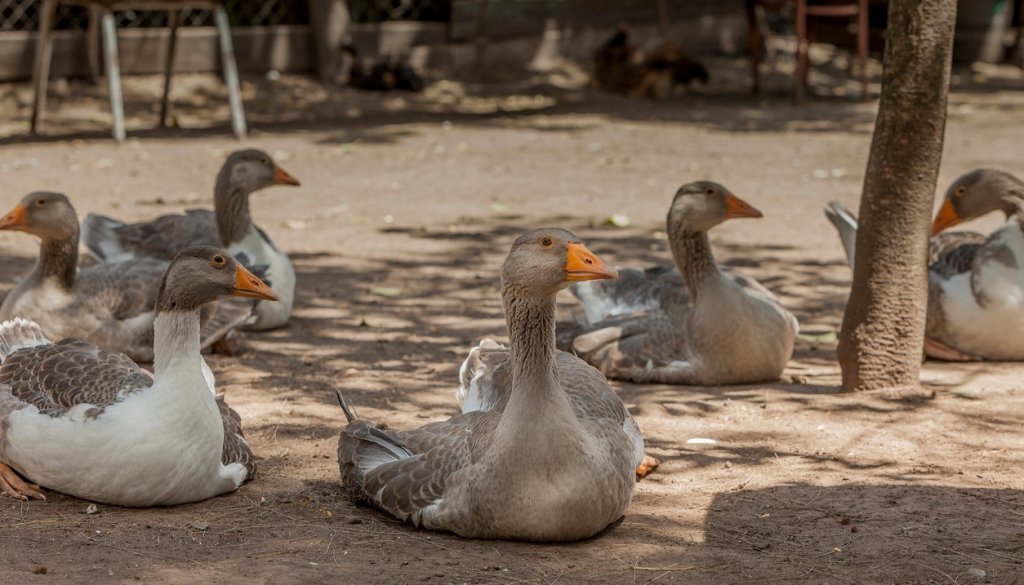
[156, 246, 278, 313]
[218, 149, 301, 195]
[0, 191, 78, 241]
[502, 228, 617, 299]
[932, 169, 1024, 235]
[667, 181, 762, 234]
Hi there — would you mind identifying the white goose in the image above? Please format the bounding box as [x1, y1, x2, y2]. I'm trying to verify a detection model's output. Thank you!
[338, 229, 644, 541]
[82, 149, 300, 331]
[0, 247, 275, 505]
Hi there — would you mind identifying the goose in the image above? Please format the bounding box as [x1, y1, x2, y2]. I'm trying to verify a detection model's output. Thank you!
[0, 246, 275, 504]
[825, 169, 1024, 269]
[927, 195, 1024, 360]
[337, 228, 644, 541]
[0, 192, 256, 362]
[81, 149, 301, 331]
[558, 182, 798, 385]
[931, 169, 1024, 235]
[825, 169, 1024, 361]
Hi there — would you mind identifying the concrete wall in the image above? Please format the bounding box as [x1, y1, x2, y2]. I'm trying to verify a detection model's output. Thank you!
[0, 1, 747, 82]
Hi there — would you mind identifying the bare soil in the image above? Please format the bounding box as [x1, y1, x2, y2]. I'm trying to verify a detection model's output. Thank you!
[1, 55, 1024, 584]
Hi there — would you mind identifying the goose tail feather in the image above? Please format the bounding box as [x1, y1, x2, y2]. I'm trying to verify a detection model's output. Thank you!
[824, 201, 858, 268]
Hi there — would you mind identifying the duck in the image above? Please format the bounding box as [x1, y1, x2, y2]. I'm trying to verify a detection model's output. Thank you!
[337, 228, 643, 542]
[558, 182, 798, 385]
[824, 169, 1024, 361]
[0, 192, 257, 362]
[80, 149, 301, 331]
[0, 246, 275, 504]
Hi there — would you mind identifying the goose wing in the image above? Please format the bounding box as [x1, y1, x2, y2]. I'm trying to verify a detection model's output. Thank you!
[216, 395, 256, 478]
[568, 266, 690, 326]
[338, 410, 497, 526]
[82, 210, 220, 262]
[928, 231, 988, 278]
[0, 320, 151, 419]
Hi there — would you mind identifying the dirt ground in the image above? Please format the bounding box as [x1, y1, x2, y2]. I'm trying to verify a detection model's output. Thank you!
[1, 54, 1024, 584]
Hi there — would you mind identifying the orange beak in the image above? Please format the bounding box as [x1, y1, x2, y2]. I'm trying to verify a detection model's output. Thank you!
[565, 243, 618, 281]
[930, 200, 962, 235]
[0, 203, 29, 231]
[232, 264, 278, 301]
[723, 193, 763, 219]
[0, 204, 28, 232]
[273, 166, 301, 187]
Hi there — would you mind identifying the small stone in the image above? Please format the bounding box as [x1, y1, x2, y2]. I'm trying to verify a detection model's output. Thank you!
[85, 504, 98, 515]
[967, 568, 986, 579]
[33, 565, 47, 575]
[723, 461, 732, 469]
[188, 520, 210, 531]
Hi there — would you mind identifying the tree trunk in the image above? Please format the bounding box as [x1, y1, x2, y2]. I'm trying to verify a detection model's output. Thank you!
[837, 0, 957, 393]
[309, 0, 352, 84]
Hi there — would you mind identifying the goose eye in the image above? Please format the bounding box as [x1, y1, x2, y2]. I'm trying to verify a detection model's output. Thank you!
[540, 236, 554, 247]
[260, 157, 270, 166]
[211, 255, 226, 268]
[955, 186, 966, 197]
[705, 188, 715, 196]
[36, 199, 46, 206]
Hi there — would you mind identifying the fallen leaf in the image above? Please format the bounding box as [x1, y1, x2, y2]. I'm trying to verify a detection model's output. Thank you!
[606, 213, 630, 228]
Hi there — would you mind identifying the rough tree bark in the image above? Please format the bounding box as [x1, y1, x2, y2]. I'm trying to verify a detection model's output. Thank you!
[837, 0, 958, 393]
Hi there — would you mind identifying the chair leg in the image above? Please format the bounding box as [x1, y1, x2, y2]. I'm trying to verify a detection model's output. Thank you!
[29, 0, 57, 135]
[100, 9, 126, 142]
[214, 5, 247, 139]
[794, 0, 808, 103]
[858, 0, 869, 101]
[160, 10, 180, 128]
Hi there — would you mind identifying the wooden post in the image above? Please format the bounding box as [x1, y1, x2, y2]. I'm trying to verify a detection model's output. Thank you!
[29, 0, 57, 135]
[87, 5, 101, 84]
[474, 0, 490, 78]
[858, 0, 869, 100]
[309, 0, 352, 83]
[794, 0, 808, 102]
[656, 0, 670, 40]
[160, 10, 180, 128]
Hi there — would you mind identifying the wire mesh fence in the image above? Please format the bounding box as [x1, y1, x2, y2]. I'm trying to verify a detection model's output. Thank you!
[349, 0, 450, 23]
[0, 0, 451, 32]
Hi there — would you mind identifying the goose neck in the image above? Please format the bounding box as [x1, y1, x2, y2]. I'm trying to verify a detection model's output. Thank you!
[503, 291, 559, 391]
[153, 310, 204, 380]
[35, 233, 79, 289]
[214, 180, 253, 246]
[670, 230, 719, 294]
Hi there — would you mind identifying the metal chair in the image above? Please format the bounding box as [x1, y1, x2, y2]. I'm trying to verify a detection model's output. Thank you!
[30, 0, 247, 141]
